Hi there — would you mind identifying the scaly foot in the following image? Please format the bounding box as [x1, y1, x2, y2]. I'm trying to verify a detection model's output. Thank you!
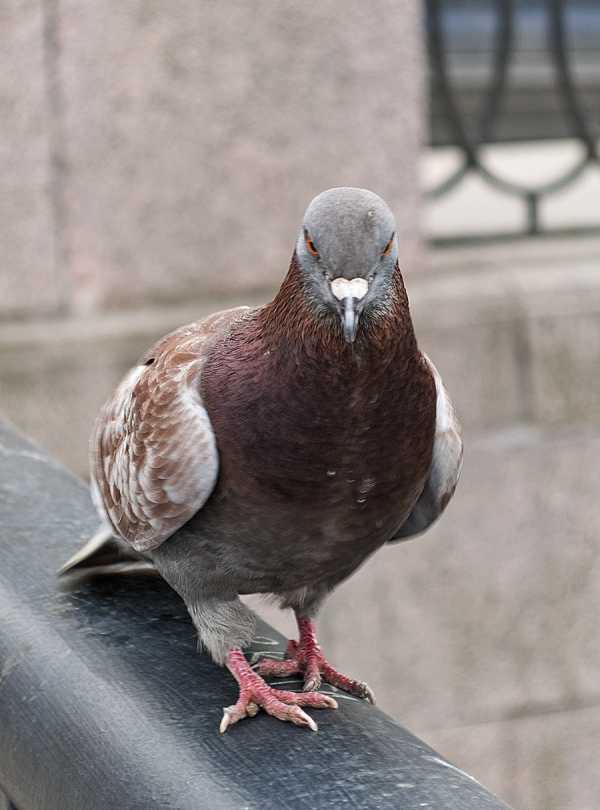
[255, 616, 375, 703]
[221, 648, 338, 733]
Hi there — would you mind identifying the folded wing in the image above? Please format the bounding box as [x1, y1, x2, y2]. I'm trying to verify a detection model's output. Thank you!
[390, 354, 463, 542]
[90, 307, 249, 552]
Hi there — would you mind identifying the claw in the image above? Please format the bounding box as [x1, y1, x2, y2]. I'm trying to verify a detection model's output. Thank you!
[303, 672, 322, 692]
[219, 705, 242, 734]
[289, 706, 318, 732]
[361, 683, 376, 705]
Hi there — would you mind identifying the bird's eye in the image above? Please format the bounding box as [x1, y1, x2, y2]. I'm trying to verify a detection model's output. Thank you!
[304, 230, 319, 258]
[382, 233, 395, 257]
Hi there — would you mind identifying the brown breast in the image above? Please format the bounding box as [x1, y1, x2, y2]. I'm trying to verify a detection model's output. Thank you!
[199, 302, 436, 587]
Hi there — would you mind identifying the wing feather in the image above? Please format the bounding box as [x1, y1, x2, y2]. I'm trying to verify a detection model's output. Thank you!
[390, 354, 463, 542]
[90, 307, 248, 552]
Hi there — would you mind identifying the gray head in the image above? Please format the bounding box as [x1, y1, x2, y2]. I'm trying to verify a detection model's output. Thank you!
[295, 187, 398, 343]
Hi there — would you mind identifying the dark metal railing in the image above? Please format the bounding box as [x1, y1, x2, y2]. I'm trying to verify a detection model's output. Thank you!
[0, 421, 512, 810]
[425, 0, 600, 239]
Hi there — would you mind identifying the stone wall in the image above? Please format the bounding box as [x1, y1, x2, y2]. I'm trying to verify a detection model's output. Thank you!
[0, 0, 423, 318]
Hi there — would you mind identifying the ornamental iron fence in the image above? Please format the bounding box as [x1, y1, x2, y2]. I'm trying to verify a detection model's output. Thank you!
[425, 0, 600, 238]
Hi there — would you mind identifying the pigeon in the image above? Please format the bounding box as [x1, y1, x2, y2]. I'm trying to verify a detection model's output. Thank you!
[61, 187, 463, 733]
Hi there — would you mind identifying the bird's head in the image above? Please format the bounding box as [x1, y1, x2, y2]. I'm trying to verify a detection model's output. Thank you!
[295, 187, 399, 344]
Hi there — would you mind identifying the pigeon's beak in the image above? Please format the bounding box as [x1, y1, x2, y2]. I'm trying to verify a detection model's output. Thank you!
[330, 277, 369, 344]
[342, 295, 360, 343]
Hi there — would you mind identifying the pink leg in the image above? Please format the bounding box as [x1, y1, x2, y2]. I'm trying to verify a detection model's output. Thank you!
[256, 616, 375, 703]
[220, 648, 338, 733]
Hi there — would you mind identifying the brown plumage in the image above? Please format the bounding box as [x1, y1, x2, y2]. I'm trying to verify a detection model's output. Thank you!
[62, 187, 462, 733]
[90, 307, 247, 551]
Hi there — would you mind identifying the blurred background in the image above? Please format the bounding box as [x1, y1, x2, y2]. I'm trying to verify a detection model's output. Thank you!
[1, 1, 599, 807]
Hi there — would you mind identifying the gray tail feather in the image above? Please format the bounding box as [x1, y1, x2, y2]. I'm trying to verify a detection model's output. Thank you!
[58, 525, 157, 578]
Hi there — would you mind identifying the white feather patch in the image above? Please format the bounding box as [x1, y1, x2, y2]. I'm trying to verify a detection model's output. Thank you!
[330, 277, 369, 301]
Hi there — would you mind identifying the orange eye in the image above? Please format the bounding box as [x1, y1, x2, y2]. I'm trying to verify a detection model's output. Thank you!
[382, 233, 395, 257]
[304, 230, 319, 258]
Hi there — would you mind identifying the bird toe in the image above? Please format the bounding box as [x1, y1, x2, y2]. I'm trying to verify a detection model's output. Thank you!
[254, 657, 300, 678]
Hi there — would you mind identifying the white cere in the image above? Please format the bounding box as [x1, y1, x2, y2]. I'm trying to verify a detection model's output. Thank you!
[330, 277, 369, 301]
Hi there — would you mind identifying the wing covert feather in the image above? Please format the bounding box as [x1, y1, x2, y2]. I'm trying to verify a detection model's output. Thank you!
[90, 307, 249, 552]
[390, 354, 463, 542]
